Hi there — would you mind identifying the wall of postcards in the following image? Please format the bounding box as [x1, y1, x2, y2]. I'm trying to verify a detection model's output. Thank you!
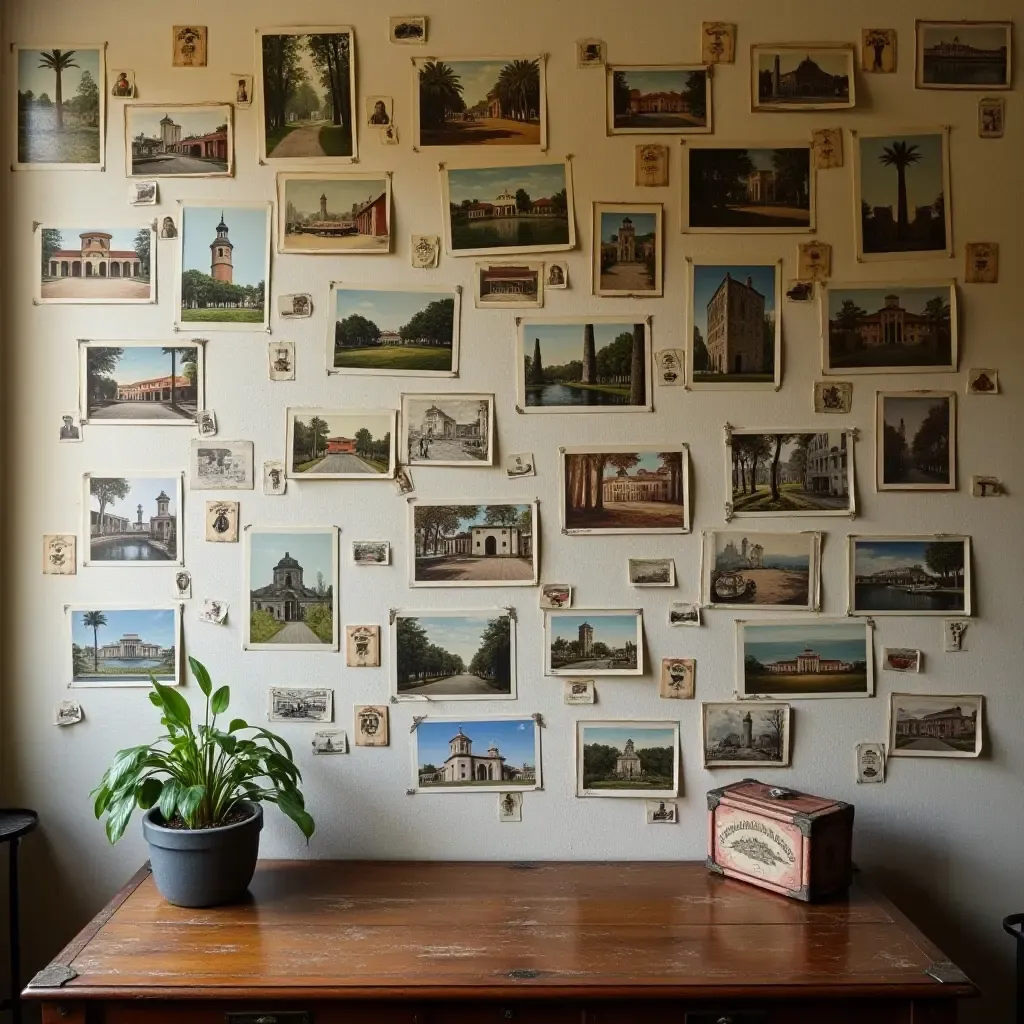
[7, 0, 1024, 999]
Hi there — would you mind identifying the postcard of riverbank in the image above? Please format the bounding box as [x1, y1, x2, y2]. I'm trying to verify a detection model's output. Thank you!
[328, 283, 459, 377]
[67, 605, 180, 687]
[82, 473, 182, 566]
[848, 535, 971, 616]
[560, 445, 689, 534]
[516, 318, 651, 413]
[545, 610, 644, 677]
[888, 693, 983, 758]
[736, 618, 873, 699]
[392, 609, 515, 700]
[441, 161, 575, 257]
[703, 531, 821, 611]
[576, 720, 679, 798]
[412, 716, 541, 793]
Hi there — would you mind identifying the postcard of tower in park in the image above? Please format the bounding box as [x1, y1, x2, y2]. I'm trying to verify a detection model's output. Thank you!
[544, 610, 644, 677]
[576, 721, 680, 798]
[124, 103, 233, 177]
[516, 318, 651, 413]
[277, 173, 391, 254]
[37, 224, 155, 304]
[82, 473, 183, 566]
[593, 203, 663, 297]
[175, 201, 270, 331]
[702, 702, 791, 768]
[67, 605, 181, 688]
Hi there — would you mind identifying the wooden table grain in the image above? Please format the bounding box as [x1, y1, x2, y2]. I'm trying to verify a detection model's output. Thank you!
[24, 860, 977, 1024]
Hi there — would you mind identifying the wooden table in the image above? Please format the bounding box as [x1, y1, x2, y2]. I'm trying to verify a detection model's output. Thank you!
[24, 861, 977, 1024]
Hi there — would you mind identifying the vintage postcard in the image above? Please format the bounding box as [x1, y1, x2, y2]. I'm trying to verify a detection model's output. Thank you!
[703, 531, 821, 610]
[412, 716, 541, 793]
[394, 467, 415, 495]
[978, 97, 1005, 138]
[312, 730, 347, 754]
[628, 558, 675, 588]
[172, 26, 207, 67]
[190, 440, 254, 490]
[43, 534, 76, 575]
[402, 394, 493, 466]
[355, 705, 389, 746]
[498, 792, 523, 822]
[751, 45, 855, 111]
[669, 603, 701, 627]
[857, 742, 886, 783]
[15, 44, 105, 170]
[811, 128, 843, 169]
[971, 475, 1003, 497]
[540, 584, 572, 609]
[561, 445, 689, 534]
[821, 282, 957, 374]
[577, 39, 606, 68]
[660, 659, 695, 699]
[576, 720, 679, 798]
[564, 679, 595, 704]
[702, 701, 791, 768]
[37, 225, 155, 305]
[441, 161, 575, 257]
[352, 541, 390, 566]
[381, 125, 399, 145]
[546, 262, 568, 288]
[256, 27, 357, 162]
[280, 292, 313, 318]
[411, 235, 441, 268]
[545, 610, 643, 677]
[702, 23, 736, 64]
[863, 30, 897, 73]
[967, 367, 999, 394]
[286, 408, 396, 480]
[655, 349, 684, 386]
[83, 473, 182, 566]
[205, 501, 239, 543]
[126, 103, 231, 177]
[129, 180, 155, 204]
[390, 16, 426, 44]
[198, 599, 228, 624]
[646, 800, 678, 823]
[916, 21, 1010, 89]
[79, 340, 202, 424]
[883, 648, 922, 673]
[848, 536, 971, 616]
[55, 700, 84, 727]
[232, 74, 253, 107]
[593, 203, 663, 297]
[196, 410, 217, 437]
[517, 318, 652, 413]
[727, 429, 856, 517]
[945, 619, 969, 652]
[269, 341, 295, 381]
[736, 618, 873, 699]
[686, 261, 781, 389]
[267, 687, 334, 723]
[506, 453, 536, 478]
[58, 412, 81, 442]
[854, 127, 952, 261]
[328, 282, 460, 377]
[277, 173, 390, 254]
[67, 605, 180, 687]
[346, 625, 381, 667]
[413, 56, 546, 148]
[366, 95, 393, 128]
[786, 281, 813, 303]
[263, 461, 286, 495]
[475, 262, 543, 308]
[409, 500, 538, 587]
[799, 241, 831, 281]
[635, 144, 669, 187]
[173, 570, 192, 600]
[875, 391, 956, 491]
[244, 527, 339, 652]
[814, 381, 853, 413]
[888, 694, 983, 757]
[607, 66, 711, 134]
[965, 243, 999, 283]
[392, 609, 516, 699]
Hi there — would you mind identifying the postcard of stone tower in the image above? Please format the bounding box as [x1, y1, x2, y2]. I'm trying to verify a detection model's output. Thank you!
[37, 224, 156, 305]
[124, 103, 232, 178]
[66, 605, 181, 688]
[702, 701, 791, 768]
[592, 203, 663, 297]
[575, 720, 680, 798]
[544, 610, 644, 677]
[276, 173, 391, 255]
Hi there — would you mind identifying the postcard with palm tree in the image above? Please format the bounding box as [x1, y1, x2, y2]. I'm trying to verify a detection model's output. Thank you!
[67, 605, 180, 687]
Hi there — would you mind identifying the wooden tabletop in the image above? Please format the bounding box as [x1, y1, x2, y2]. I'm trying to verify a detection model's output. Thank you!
[25, 860, 977, 1002]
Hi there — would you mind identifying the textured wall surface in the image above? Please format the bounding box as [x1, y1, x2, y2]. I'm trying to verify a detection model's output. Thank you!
[2, 1, 1022, 1019]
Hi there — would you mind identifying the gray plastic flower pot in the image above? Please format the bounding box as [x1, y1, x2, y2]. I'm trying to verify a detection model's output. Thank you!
[142, 801, 263, 907]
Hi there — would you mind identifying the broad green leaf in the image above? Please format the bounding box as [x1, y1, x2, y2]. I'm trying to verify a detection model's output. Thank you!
[178, 785, 206, 825]
[228, 718, 248, 733]
[93, 786, 112, 819]
[137, 778, 163, 809]
[277, 790, 315, 840]
[210, 686, 230, 715]
[189, 657, 213, 697]
[158, 779, 180, 821]
[214, 733, 237, 756]
[105, 796, 136, 845]
[153, 681, 192, 729]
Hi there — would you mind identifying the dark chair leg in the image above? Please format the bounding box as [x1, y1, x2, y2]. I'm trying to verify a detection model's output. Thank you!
[8, 838, 20, 1024]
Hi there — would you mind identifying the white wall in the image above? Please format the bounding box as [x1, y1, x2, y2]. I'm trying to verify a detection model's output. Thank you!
[3, 1, 1023, 1019]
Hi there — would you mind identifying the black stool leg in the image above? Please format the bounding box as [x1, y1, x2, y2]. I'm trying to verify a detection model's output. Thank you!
[8, 837, 20, 1024]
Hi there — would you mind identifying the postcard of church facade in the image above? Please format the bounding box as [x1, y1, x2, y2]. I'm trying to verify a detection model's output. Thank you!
[575, 720, 680, 798]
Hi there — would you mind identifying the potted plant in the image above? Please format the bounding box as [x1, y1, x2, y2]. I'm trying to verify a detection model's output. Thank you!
[92, 656, 314, 908]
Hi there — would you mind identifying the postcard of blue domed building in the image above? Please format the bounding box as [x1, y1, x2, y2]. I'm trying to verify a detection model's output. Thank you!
[67, 605, 180, 687]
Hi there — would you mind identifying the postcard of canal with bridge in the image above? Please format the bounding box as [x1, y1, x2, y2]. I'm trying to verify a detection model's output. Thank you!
[82, 473, 182, 566]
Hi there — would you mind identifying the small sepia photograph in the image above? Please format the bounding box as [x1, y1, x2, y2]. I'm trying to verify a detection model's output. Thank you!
[129, 180, 156, 205]
[545, 610, 643, 677]
[967, 367, 998, 394]
[38, 225, 155, 304]
[606, 65, 711, 134]
[876, 391, 956, 491]
[355, 705, 389, 746]
[43, 534, 76, 575]
[280, 292, 313, 318]
[58, 412, 81, 442]
[394, 467, 415, 495]
[635, 143, 670, 187]
[883, 647, 922, 673]
[55, 700, 84, 727]
[703, 530, 821, 610]
[978, 98, 1005, 138]
[232, 74, 253, 107]
[916, 21, 1011, 89]
[736, 618, 873, 699]
[190, 439, 254, 490]
[352, 541, 390, 566]
[277, 173, 390, 254]
[390, 15, 427, 44]
[540, 583, 572, 609]
[888, 693, 983, 757]
[785, 281, 814, 303]
[863, 29, 897, 73]
[564, 679, 595, 704]
[646, 800, 678, 823]
[411, 234, 441, 268]
[286, 408, 396, 479]
[498, 791, 523, 822]
[109, 69, 135, 98]
[311, 730, 347, 754]
[173, 569, 192, 599]
[965, 242, 999, 283]
[172, 25, 207, 67]
[267, 687, 334, 724]
[811, 127, 843, 169]
[366, 96, 393, 128]
[655, 349, 684, 386]
[269, 341, 295, 381]
[577, 39, 606, 68]
[505, 453, 536, 478]
[702, 701, 791, 767]
[660, 658, 695, 699]
[561, 445, 689, 534]
[199, 409, 219, 439]
[83, 473, 181, 566]
[159, 215, 177, 239]
[546, 261, 569, 288]
[575, 720, 679, 798]
[971, 475, 1003, 498]
[593, 203, 662, 297]
[409, 500, 538, 587]
[392, 609, 515, 699]
[67, 605, 180, 687]
[346, 625, 381, 667]
[198, 599, 228, 625]
[628, 558, 675, 588]
[126, 103, 231, 177]
[475, 262, 543, 308]
[702, 22, 736, 63]
[382, 125, 399, 145]
[751, 45, 855, 111]
[669, 602, 701, 627]
[205, 500, 239, 543]
[848, 535, 971, 616]
[857, 742, 886, 783]
[263, 460, 286, 495]
[814, 381, 853, 413]
[413, 716, 541, 793]
[402, 394, 493, 466]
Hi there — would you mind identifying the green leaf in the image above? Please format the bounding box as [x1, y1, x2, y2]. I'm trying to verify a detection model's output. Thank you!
[137, 778, 164, 810]
[178, 784, 206, 823]
[228, 718, 248, 733]
[276, 790, 315, 840]
[92, 786, 112, 819]
[158, 780, 180, 821]
[153, 681, 192, 730]
[214, 733, 238, 756]
[105, 796, 136, 845]
[189, 657, 213, 697]
[210, 686, 230, 715]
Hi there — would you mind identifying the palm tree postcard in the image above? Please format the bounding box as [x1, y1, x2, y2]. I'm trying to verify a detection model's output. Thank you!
[81, 473, 183, 566]
[414, 57, 546, 148]
[751, 45, 856, 111]
[515, 317, 652, 413]
[854, 128, 952, 260]
[15, 45, 104, 169]
[560, 445, 689, 534]
[441, 161, 575, 257]
[727, 429, 856, 517]
[848, 535, 971, 616]
[36, 225, 155, 304]
[606, 65, 711, 134]
[822, 282, 957, 374]
[391, 609, 516, 699]
[125, 103, 232, 177]
[67, 605, 180, 687]
[409, 501, 538, 587]
[545, 611, 644, 677]
[256, 28, 357, 162]
[286, 408, 396, 479]
[78, 341, 204, 425]
[277, 173, 390, 254]
[875, 391, 956, 491]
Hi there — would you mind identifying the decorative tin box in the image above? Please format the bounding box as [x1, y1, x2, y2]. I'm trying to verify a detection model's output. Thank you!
[707, 778, 854, 902]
